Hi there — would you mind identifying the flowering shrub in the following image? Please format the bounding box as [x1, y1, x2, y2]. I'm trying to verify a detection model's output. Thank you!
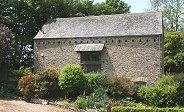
[18, 68, 60, 101]
[32, 68, 60, 99]
[18, 72, 34, 101]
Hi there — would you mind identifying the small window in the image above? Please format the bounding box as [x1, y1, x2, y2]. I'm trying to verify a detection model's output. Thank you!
[154, 39, 156, 42]
[80, 52, 101, 73]
[134, 81, 147, 87]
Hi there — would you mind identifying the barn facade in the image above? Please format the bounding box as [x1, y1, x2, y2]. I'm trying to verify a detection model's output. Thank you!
[34, 12, 163, 85]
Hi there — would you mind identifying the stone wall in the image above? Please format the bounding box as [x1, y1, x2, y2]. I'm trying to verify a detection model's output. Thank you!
[34, 35, 163, 85]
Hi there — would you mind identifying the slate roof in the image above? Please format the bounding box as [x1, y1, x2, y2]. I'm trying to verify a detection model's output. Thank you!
[74, 44, 104, 51]
[34, 12, 163, 39]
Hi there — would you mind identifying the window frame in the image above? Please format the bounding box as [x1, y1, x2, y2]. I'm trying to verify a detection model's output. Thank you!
[80, 51, 101, 73]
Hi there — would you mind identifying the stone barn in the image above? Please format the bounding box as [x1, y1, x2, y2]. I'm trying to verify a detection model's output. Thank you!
[34, 12, 163, 85]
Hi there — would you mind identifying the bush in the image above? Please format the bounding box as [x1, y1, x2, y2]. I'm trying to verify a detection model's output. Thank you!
[18, 72, 34, 101]
[0, 81, 19, 98]
[89, 88, 109, 109]
[58, 64, 87, 97]
[137, 75, 179, 107]
[32, 68, 60, 99]
[173, 73, 184, 106]
[105, 75, 134, 100]
[11, 67, 32, 82]
[0, 67, 30, 98]
[18, 68, 60, 100]
[111, 106, 184, 112]
[75, 96, 92, 109]
[85, 73, 107, 94]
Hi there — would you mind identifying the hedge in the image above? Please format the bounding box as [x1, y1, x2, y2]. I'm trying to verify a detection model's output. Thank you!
[111, 106, 184, 112]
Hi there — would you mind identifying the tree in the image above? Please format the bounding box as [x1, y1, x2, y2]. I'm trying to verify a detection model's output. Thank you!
[149, 0, 184, 31]
[105, 0, 130, 14]
[164, 31, 184, 73]
[0, 24, 19, 68]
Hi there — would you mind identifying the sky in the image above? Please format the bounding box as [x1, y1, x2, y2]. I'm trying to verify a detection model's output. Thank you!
[94, 0, 150, 13]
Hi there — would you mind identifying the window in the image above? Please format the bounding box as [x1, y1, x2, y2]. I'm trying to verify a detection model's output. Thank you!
[80, 52, 101, 73]
[134, 81, 147, 87]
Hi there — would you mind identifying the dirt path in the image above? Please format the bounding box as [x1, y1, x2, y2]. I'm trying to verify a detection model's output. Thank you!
[0, 99, 76, 112]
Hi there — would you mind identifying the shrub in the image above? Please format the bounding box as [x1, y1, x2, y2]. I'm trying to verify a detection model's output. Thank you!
[0, 81, 19, 98]
[18, 68, 60, 100]
[32, 68, 60, 99]
[137, 75, 179, 107]
[88, 88, 109, 109]
[173, 73, 184, 106]
[75, 96, 92, 109]
[111, 106, 184, 112]
[105, 75, 134, 100]
[11, 67, 33, 82]
[85, 73, 107, 94]
[58, 64, 87, 97]
[0, 67, 31, 98]
[18, 72, 34, 101]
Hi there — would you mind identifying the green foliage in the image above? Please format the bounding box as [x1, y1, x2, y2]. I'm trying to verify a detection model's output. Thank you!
[149, 0, 184, 31]
[85, 73, 107, 94]
[0, 81, 19, 98]
[105, 75, 134, 100]
[32, 68, 60, 99]
[164, 32, 184, 73]
[173, 73, 184, 106]
[75, 88, 109, 109]
[0, 67, 31, 98]
[126, 102, 147, 108]
[58, 64, 87, 96]
[89, 88, 109, 109]
[74, 96, 92, 109]
[111, 106, 184, 112]
[137, 75, 179, 107]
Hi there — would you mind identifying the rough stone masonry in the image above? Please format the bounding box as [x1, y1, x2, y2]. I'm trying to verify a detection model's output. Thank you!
[34, 12, 164, 85]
